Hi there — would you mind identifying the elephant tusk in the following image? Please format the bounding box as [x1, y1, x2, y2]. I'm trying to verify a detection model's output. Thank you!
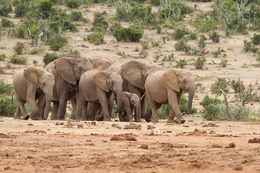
[140, 93, 145, 101]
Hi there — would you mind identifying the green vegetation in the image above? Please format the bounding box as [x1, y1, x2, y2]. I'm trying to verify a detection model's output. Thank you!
[9, 55, 27, 65]
[211, 78, 229, 95]
[13, 42, 25, 55]
[71, 11, 83, 21]
[251, 33, 260, 45]
[66, 0, 81, 8]
[194, 57, 206, 69]
[0, 80, 16, 116]
[1, 18, 14, 28]
[175, 59, 187, 68]
[87, 32, 105, 45]
[220, 59, 228, 67]
[0, 54, 7, 61]
[43, 53, 59, 65]
[209, 31, 220, 43]
[174, 39, 191, 52]
[91, 13, 108, 32]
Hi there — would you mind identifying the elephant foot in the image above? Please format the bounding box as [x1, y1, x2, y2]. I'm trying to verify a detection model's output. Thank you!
[14, 116, 20, 119]
[23, 115, 29, 120]
[151, 118, 159, 123]
[168, 117, 185, 124]
[103, 117, 111, 121]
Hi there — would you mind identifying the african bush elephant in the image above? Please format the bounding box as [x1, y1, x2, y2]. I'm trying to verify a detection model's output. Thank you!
[76, 69, 123, 121]
[45, 58, 93, 120]
[13, 67, 54, 120]
[119, 91, 141, 122]
[120, 60, 159, 120]
[145, 69, 195, 123]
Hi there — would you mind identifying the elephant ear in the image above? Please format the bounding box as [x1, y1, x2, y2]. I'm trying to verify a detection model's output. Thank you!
[94, 71, 109, 92]
[163, 69, 180, 92]
[55, 58, 76, 85]
[24, 67, 39, 88]
[121, 61, 145, 89]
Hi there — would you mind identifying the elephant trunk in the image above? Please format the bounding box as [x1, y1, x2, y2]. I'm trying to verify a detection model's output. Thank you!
[115, 92, 123, 114]
[187, 89, 195, 114]
[44, 100, 51, 120]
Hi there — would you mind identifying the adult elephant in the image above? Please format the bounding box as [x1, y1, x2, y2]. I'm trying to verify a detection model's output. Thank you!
[76, 69, 123, 121]
[45, 58, 93, 120]
[145, 69, 195, 123]
[13, 67, 54, 120]
[120, 60, 159, 120]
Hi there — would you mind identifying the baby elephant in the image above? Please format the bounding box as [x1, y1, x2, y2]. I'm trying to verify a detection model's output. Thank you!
[120, 92, 141, 122]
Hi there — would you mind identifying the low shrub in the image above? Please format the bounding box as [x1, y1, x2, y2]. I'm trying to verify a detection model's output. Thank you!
[0, 0, 12, 17]
[173, 27, 189, 40]
[211, 47, 221, 57]
[174, 39, 191, 52]
[9, 55, 27, 65]
[251, 33, 260, 45]
[194, 57, 206, 69]
[0, 67, 4, 74]
[0, 54, 7, 61]
[13, 42, 25, 55]
[0, 80, 12, 95]
[243, 40, 258, 53]
[0, 94, 16, 116]
[71, 11, 83, 21]
[66, 0, 81, 8]
[91, 13, 108, 32]
[38, 0, 53, 19]
[209, 31, 220, 43]
[200, 95, 222, 120]
[220, 59, 228, 67]
[231, 79, 245, 93]
[43, 53, 59, 65]
[127, 24, 143, 42]
[1, 18, 14, 28]
[14, 1, 29, 17]
[179, 95, 197, 114]
[47, 34, 68, 51]
[210, 78, 229, 95]
[175, 59, 187, 68]
[150, 0, 160, 6]
[87, 32, 105, 45]
[198, 35, 206, 48]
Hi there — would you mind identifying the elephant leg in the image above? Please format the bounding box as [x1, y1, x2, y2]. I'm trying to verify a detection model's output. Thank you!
[87, 103, 98, 121]
[75, 95, 84, 120]
[57, 94, 69, 120]
[108, 94, 114, 117]
[145, 90, 158, 123]
[51, 101, 59, 120]
[14, 91, 28, 119]
[141, 95, 147, 119]
[14, 106, 21, 119]
[70, 97, 77, 119]
[37, 94, 46, 120]
[168, 90, 185, 124]
[97, 89, 110, 121]
[123, 99, 133, 122]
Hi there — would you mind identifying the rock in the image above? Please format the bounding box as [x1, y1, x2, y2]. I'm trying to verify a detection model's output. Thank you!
[91, 121, 96, 126]
[248, 138, 260, 143]
[27, 123, 33, 126]
[226, 143, 235, 148]
[233, 165, 243, 171]
[77, 124, 83, 129]
[140, 144, 148, 149]
[211, 144, 223, 148]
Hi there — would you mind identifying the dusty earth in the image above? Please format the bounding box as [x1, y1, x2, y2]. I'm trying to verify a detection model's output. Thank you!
[0, 116, 260, 173]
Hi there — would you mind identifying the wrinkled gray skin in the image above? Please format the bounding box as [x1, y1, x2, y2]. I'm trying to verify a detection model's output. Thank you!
[119, 91, 141, 122]
[76, 69, 123, 121]
[13, 67, 54, 120]
[70, 56, 114, 120]
[45, 58, 93, 120]
[145, 69, 195, 123]
[120, 60, 159, 121]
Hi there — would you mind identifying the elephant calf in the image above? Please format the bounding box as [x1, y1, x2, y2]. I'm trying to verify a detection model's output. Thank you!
[119, 92, 141, 122]
[13, 67, 54, 120]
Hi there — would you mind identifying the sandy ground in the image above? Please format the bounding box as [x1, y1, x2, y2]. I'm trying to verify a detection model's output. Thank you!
[0, 116, 260, 173]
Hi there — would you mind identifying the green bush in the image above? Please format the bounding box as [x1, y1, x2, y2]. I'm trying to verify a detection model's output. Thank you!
[0, 0, 12, 17]
[179, 96, 197, 114]
[173, 27, 189, 40]
[14, 1, 29, 17]
[0, 80, 12, 95]
[157, 104, 170, 119]
[71, 11, 83, 21]
[115, 7, 129, 21]
[251, 34, 260, 45]
[200, 95, 222, 120]
[1, 18, 14, 28]
[175, 59, 187, 68]
[87, 32, 105, 45]
[209, 31, 220, 43]
[43, 53, 59, 65]
[188, 32, 198, 40]
[243, 40, 258, 53]
[14, 26, 27, 38]
[0, 94, 16, 116]
[211, 78, 229, 95]
[47, 34, 68, 50]
[0, 54, 7, 61]
[127, 24, 143, 42]
[9, 55, 27, 65]
[193, 13, 217, 32]
[66, 0, 81, 8]
[212, 47, 221, 57]
[0, 67, 4, 74]
[38, 0, 53, 19]
[13, 42, 25, 55]
[174, 39, 191, 52]
[198, 35, 206, 48]
[110, 23, 143, 42]
[150, 0, 160, 6]
[194, 57, 206, 69]
[231, 79, 245, 93]
[91, 13, 108, 32]
[220, 59, 228, 67]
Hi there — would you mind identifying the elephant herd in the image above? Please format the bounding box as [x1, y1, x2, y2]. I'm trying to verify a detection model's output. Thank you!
[12, 57, 195, 124]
